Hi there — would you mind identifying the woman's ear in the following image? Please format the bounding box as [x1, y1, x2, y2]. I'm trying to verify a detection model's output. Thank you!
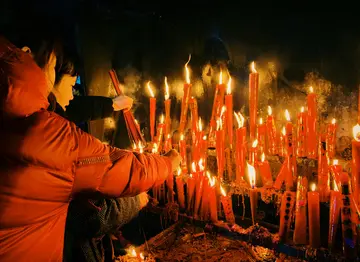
[21, 46, 32, 54]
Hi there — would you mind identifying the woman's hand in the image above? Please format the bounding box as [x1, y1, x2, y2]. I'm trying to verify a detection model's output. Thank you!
[163, 149, 182, 173]
[112, 95, 134, 111]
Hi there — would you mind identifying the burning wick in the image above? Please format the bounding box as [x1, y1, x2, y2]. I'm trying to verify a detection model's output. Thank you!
[259, 117, 263, 125]
[227, 77, 232, 95]
[267, 106, 272, 116]
[160, 114, 164, 124]
[234, 112, 245, 128]
[333, 159, 339, 165]
[250, 61, 257, 74]
[219, 70, 223, 85]
[191, 161, 197, 173]
[247, 162, 256, 189]
[285, 109, 291, 121]
[300, 106, 304, 113]
[331, 118, 336, 124]
[310, 183, 316, 192]
[164, 76, 170, 100]
[147, 81, 155, 97]
[353, 124, 360, 141]
[309, 86, 314, 93]
[281, 126, 286, 136]
[185, 54, 191, 84]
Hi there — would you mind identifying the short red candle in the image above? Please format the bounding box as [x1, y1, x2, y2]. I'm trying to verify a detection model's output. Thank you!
[308, 183, 320, 248]
[293, 176, 308, 245]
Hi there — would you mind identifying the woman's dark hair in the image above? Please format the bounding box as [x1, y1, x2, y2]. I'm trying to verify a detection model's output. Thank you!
[55, 47, 78, 85]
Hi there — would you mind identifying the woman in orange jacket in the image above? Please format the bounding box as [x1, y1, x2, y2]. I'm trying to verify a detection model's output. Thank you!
[0, 27, 181, 262]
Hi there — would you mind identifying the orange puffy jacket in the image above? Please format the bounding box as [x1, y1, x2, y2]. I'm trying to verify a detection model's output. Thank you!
[0, 37, 172, 262]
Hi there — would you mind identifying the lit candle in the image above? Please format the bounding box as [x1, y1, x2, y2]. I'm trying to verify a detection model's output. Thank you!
[147, 81, 156, 142]
[257, 118, 266, 156]
[326, 118, 337, 159]
[278, 191, 295, 242]
[318, 134, 329, 202]
[340, 172, 357, 259]
[208, 175, 218, 222]
[308, 183, 320, 248]
[296, 106, 307, 157]
[330, 159, 342, 188]
[307, 86, 317, 159]
[225, 77, 234, 148]
[258, 153, 273, 187]
[176, 168, 186, 209]
[179, 55, 192, 133]
[187, 163, 196, 212]
[179, 134, 187, 173]
[192, 118, 203, 163]
[266, 106, 277, 155]
[194, 159, 205, 217]
[284, 110, 295, 190]
[189, 96, 199, 137]
[328, 180, 341, 249]
[199, 135, 208, 165]
[220, 185, 235, 224]
[216, 117, 225, 181]
[200, 172, 210, 220]
[249, 139, 258, 166]
[156, 115, 165, 151]
[277, 126, 286, 157]
[164, 77, 171, 138]
[293, 176, 308, 245]
[163, 134, 172, 152]
[351, 124, 360, 205]
[247, 162, 258, 225]
[235, 112, 247, 183]
[209, 70, 226, 141]
[249, 61, 259, 141]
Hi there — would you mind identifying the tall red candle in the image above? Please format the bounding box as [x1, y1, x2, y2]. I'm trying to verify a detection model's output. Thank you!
[257, 118, 266, 156]
[277, 127, 286, 157]
[199, 135, 208, 164]
[179, 56, 192, 133]
[308, 183, 320, 248]
[266, 106, 277, 155]
[194, 160, 205, 217]
[209, 71, 226, 140]
[189, 96, 199, 135]
[249, 61, 259, 141]
[326, 118, 337, 159]
[285, 110, 295, 190]
[235, 112, 247, 182]
[179, 134, 187, 172]
[296, 107, 307, 157]
[216, 119, 225, 181]
[187, 171, 196, 213]
[147, 81, 156, 142]
[330, 159, 342, 188]
[307, 86, 317, 159]
[176, 168, 186, 209]
[351, 124, 360, 205]
[156, 115, 165, 152]
[208, 176, 218, 222]
[293, 176, 308, 245]
[220, 185, 235, 224]
[225, 77, 234, 148]
[318, 134, 330, 202]
[164, 77, 171, 138]
[258, 153, 273, 187]
[328, 180, 341, 249]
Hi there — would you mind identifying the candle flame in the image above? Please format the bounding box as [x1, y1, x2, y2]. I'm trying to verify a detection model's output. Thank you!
[234, 112, 245, 128]
[331, 118, 336, 124]
[310, 183, 316, 192]
[226, 76, 232, 94]
[333, 180, 339, 192]
[147, 81, 154, 97]
[140, 253, 145, 260]
[309, 86, 314, 93]
[300, 106, 304, 113]
[191, 162, 196, 173]
[261, 152, 265, 162]
[198, 117, 203, 132]
[185, 54, 191, 84]
[134, 119, 139, 125]
[267, 106, 272, 116]
[285, 109, 290, 121]
[353, 124, 360, 141]
[259, 118, 263, 125]
[203, 135, 207, 140]
[128, 246, 137, 257]
[247, 162, 256, 188]
[333, 159, 339, 165]
[152, 143, 158, 153]
[250, 61, 257, 73]
[209, 176, 216, 187]
[177, 167, 181, 176]
[180, 134, 184, 140]
[252, 139, 258, 148]
[220, 105, 226, 117]
[199, 158, 205, 171]
[133, 143, 137, 150]
[160, 114, 164, 124]
[164, 76, 170, 100]
[216, 119, 222, 131]
[138, 141, 144, 154]
[206, 171, 211, 179]
[281, 126, 286, 136]
[220, 185, 226, 196]
[219, 70, 223, 85]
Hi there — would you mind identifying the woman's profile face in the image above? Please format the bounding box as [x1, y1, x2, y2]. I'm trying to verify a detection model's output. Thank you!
[53, 74, 77, 110]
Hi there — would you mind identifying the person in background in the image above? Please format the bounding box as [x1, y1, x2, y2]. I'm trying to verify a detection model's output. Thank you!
[0, 20, 181, 262]
[50, 49, 152, 262]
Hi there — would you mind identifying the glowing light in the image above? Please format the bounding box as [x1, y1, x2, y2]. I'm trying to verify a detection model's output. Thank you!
[300, 106, 304, 113]
[250, 61, 257, 73]
[309, 86, 314, 93]
[191, 162, 196, 173]
[160, 114, 164, 124]
[185, 54, 191, 84]
[220, 185, 226, 196]
[147, 81, 154, 97]
[285, 109, 290, 121]
[198, 117, 203, 132]
[164, 76, 170, 100]
[252, 139, 258, 148]
[247, 162, 256, 188]
[259, 118, 263, 125]
[261, 152, 265, 162]
[332, 118, 336, 124]
[234, 112, 245, 128]
[219, 70, 223, 85]
[226, 76, 232, 94]
[333, 159, 339, 165]
[353, 124, 360, 141]
[267, 106, 272, 116]
[310, 183, 316, 192]
[282, 126, 286, 136]
[177, 167, 181, 176]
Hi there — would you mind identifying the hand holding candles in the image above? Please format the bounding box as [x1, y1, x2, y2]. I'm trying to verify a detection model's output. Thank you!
[308, 183, 320, 248]
[235, 112, 247, 182]
[220, 185, 235, 224]
[164, 77, 171, 138]
[179, 55, 192, 133]
[247, 162, 258, 225]
[266, 106, 277, 155]
[307, 86, 317, 159]
[249, 62, 259, 141]
[147, 81, 156, 141]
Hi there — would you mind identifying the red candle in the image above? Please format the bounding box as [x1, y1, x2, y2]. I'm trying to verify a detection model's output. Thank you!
[307, 86, 317, 159]
[318, 134, 330, 202]
[192, 118, 203, 164]
[147, 81, 156, 142]
[187, 170, 196, 213]
[220, 185, 235, 224]
[166, 165, 174, 203]
[273, 158, 290, 190]
[351, 124, 360, 205]
[179, 56, 192, 133]
[199, 135, 208, 164]
[326, 118, 337, 159]
[247, 163, 258, 225]
[277, 127, 286, 157]
[249, 139, 258, 166]
[328, 180, 341, 249]
[330, 159, 342, 188]
[266, 106, 277, 155]
[209, 71, 226, 141]
[278, 191, 295, 242]
[189, 96, 199, 135]
[249, 61, 259, 141]
[179, 134, 187, 172]
[176, 168, 186, 209]
[156, 115, 165, 151]
[308, 183, 320, 248]
[257, 118, 266, 156]
[293, 176, 308, 245]
[258, 153, 273, 187]
[200, 173, 210, 220]
[225, 77, 234, 148]
[194, 160, 205, 217]
[164, 77, 171, 138]
[208, 176, 218, 222]
[296, 107, 307, 157]
[163, 134, 172, 153]
[285, 110, 295, 190]
[235, 112, 247, 183]
[340, 172, 357, 258]
[216, 119, 225, 181]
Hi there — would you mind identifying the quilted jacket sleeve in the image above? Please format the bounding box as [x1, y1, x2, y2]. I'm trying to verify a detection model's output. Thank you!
[71, 124, 172, 198]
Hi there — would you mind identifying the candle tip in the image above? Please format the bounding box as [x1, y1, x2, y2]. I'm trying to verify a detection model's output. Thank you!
[285, 109, 290, 121]
[250, 61, 257, 73]
[300, 106, 304, 113]
[247, 162, 256, 188]
[309, 86, 314, 93]
[310, 183, 316, 192]
[353, 124, 360, 141]
[267, 106, 272, 116]
[331, 118, 336, 124]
